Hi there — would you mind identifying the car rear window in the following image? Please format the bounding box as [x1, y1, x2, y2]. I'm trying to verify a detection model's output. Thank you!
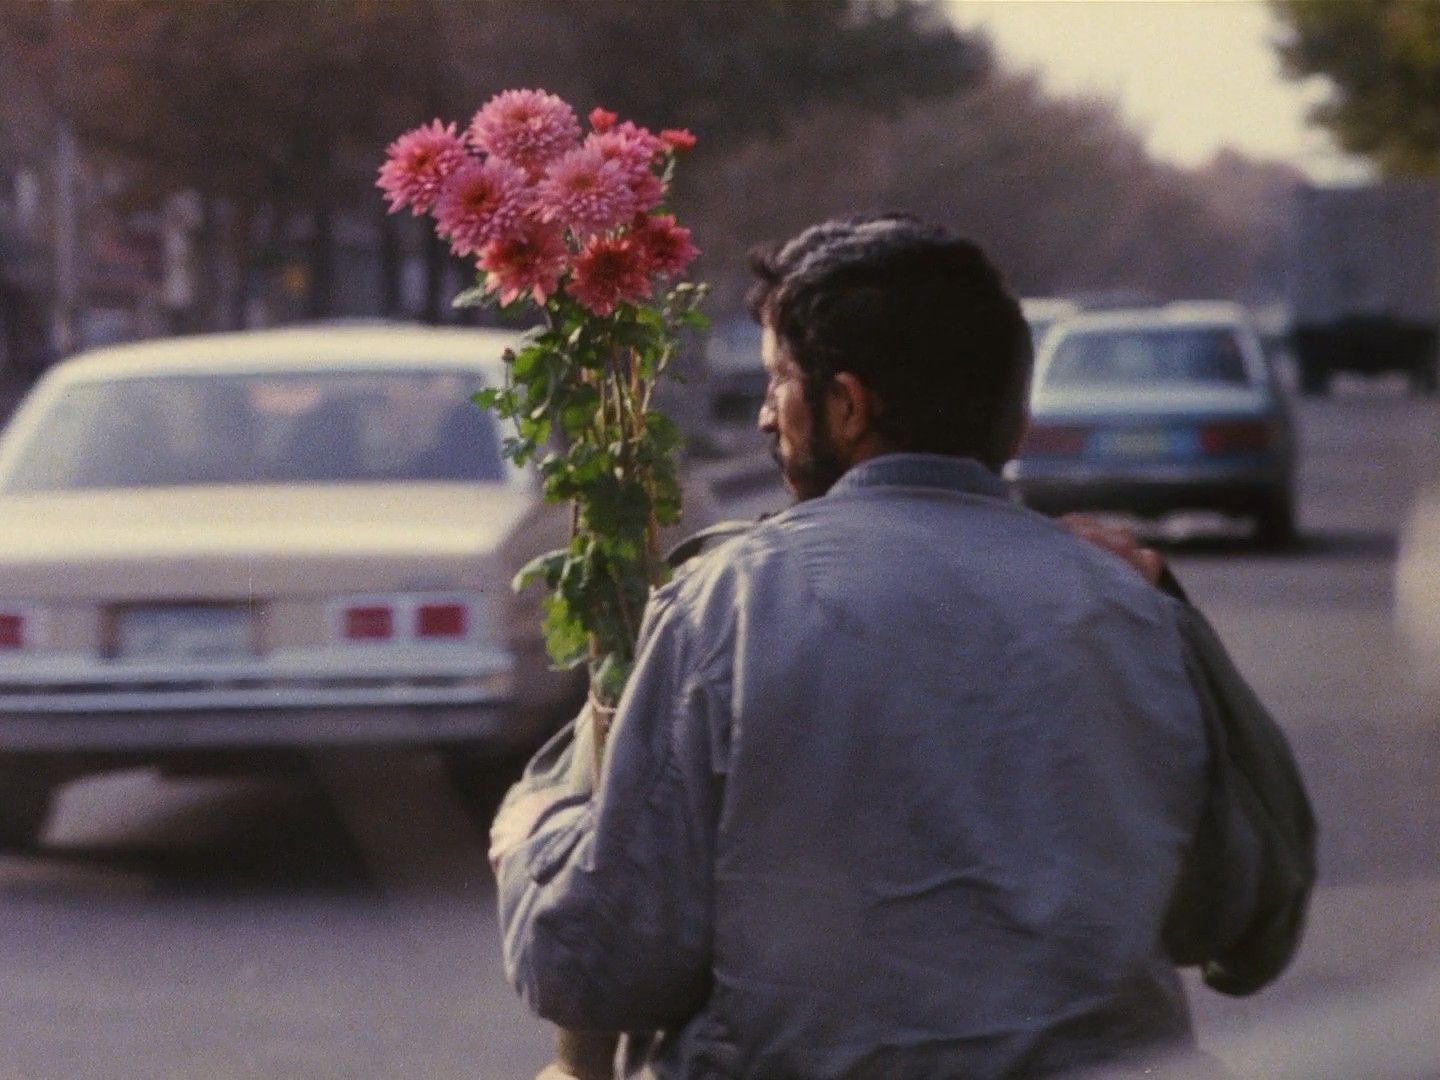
[1, 369, 507, 492]
[1042, 327, 1252, 388]
[705, 320, 763, 376]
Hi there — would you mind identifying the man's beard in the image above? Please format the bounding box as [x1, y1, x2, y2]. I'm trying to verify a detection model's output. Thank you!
[772, 410, 846, 502]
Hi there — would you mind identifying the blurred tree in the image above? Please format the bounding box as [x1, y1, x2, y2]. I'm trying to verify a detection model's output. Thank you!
[1189, 149, 1304, 300]
[0, 0, 1303, 333]
[5, 0, 988, 327]
[1270, 0, 1440, 175]
[55, 0, 450, 324]
[488, 0, 990, 145]
[0, 3, 66, 380]
[687, 71, 1293, 311]
[0, 2, 49, 169]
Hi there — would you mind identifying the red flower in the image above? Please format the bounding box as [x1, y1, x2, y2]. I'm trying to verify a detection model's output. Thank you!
[479, 220, 569, 306]
[630, 214, 699, 278]
[588, 107, 617, 134]
[659, 128, 697, 153]
[567, 235, 652, 316]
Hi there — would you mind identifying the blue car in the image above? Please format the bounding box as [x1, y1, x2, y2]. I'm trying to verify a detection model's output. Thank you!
[1009, 304, 1297, 547]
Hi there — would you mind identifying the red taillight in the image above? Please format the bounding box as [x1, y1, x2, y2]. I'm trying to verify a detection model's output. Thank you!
[417, 603, 466, 638]
[345, 606, 394, 641]
[1021, 424, 1089, 456]
[0, 614, 22, 649]
[1198, 420, 1271, 455]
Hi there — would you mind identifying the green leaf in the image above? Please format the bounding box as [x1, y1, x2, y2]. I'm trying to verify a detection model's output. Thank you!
[510, 344, 548, 381]
[513, 549, 568, 593]
[451, 284, 491, 309]
[541, 594, 589, 668]
[590, 654, 633, 705]
[643, 411, 684, 454]
[559, 391, 601, 440]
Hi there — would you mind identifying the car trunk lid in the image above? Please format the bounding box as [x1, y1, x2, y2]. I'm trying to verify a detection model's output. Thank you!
[0, 483, 538, 600]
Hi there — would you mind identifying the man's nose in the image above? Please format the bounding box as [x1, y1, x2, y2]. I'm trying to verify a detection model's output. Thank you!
[757, 399, 776, 433]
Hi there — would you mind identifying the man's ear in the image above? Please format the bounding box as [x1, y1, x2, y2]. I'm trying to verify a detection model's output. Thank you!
[827, 372, 875, 448]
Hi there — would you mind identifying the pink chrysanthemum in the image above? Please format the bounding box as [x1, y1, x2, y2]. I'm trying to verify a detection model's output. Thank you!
[376, 120, 469, 216]
[586, 130, 655, 174]
[629, 171, 665, 215]
[613, 121, 664, 159]
[537, 145, 639, 235]
[432, 158, 532, 259]
[585, 130, 665, 213]
[479, 220, 569, 306]
[630, 214, 699, 278]
[468, 89, 580, 176]
[567, 235, 652, 316]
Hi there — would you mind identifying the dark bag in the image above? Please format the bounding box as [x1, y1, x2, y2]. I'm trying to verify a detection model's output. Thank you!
[1160, 569, 1318, 996]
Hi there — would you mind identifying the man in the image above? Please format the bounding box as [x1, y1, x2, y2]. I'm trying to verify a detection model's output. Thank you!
[493, 217, 1306, 1078]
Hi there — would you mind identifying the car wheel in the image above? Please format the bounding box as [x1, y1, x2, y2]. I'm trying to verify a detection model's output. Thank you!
[0, 764, 56, 849]
[1254, 492, 1297, 550]
[1411, 361, 1438, 396]
[441, 749, 527, 828]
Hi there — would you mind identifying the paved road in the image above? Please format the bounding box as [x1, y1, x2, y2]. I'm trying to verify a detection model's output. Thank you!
[1, 385, 1436, 1078]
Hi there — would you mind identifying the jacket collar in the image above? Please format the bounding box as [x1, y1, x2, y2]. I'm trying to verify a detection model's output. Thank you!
[828, 453, 1010, 501]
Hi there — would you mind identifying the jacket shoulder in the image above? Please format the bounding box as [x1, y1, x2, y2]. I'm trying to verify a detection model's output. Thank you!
[663, 518, 764, 570]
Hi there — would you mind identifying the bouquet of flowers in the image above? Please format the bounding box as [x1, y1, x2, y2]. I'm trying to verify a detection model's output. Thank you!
[379, 90, 706, 724]
[381, 90, 706, 1079]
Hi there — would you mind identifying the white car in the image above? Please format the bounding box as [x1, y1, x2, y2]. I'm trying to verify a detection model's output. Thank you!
[1020, 297, 1080, 354]
[0, 324, 716, 846]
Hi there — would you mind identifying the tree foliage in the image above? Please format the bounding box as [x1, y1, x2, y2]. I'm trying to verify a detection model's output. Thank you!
[0, 0, 989, 324]
[485, 0, 990, 146]
[0, 0, 1307, 331]
[687, 72, 1300, 309]
[1270, 0, 1440, 175]
[0, 2, 50, 168]
[42, 0, 985, 208]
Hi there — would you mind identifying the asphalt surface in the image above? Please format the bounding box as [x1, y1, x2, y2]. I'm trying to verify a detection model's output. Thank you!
[1, 381, 1437, 1079]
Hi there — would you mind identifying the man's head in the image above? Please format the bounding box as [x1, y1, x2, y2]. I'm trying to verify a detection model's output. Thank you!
[748, 215, 1031, 500]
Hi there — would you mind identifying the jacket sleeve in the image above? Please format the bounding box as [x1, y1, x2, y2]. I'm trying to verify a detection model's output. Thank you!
[1162, 600, 1318, 996]
[494, 589, 724, 1031]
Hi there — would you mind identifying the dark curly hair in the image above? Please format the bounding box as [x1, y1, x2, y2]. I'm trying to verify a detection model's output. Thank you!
[747, 215, 1031, 471]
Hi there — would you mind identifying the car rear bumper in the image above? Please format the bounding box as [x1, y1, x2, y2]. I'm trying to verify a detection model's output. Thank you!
[1011, 460, 1289, 517]
[0, 701, 552, 753]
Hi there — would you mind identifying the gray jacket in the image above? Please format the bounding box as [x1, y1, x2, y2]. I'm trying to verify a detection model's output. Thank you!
[495, 454, 1250, 1078]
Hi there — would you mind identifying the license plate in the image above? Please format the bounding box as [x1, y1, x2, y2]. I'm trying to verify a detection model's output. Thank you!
[115, 605, 254, 660]
[1094, 429, 1172, 459]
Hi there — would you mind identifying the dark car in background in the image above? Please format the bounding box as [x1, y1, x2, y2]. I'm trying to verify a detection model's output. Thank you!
[702, 318, 767, 454]
[1009, 303, 1297, 547]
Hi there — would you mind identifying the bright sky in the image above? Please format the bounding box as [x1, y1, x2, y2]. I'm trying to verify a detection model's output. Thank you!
[943, 0, 1370, 179]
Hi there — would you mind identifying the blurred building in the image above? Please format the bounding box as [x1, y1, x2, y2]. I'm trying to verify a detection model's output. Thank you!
[0, 166, 52, 400]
